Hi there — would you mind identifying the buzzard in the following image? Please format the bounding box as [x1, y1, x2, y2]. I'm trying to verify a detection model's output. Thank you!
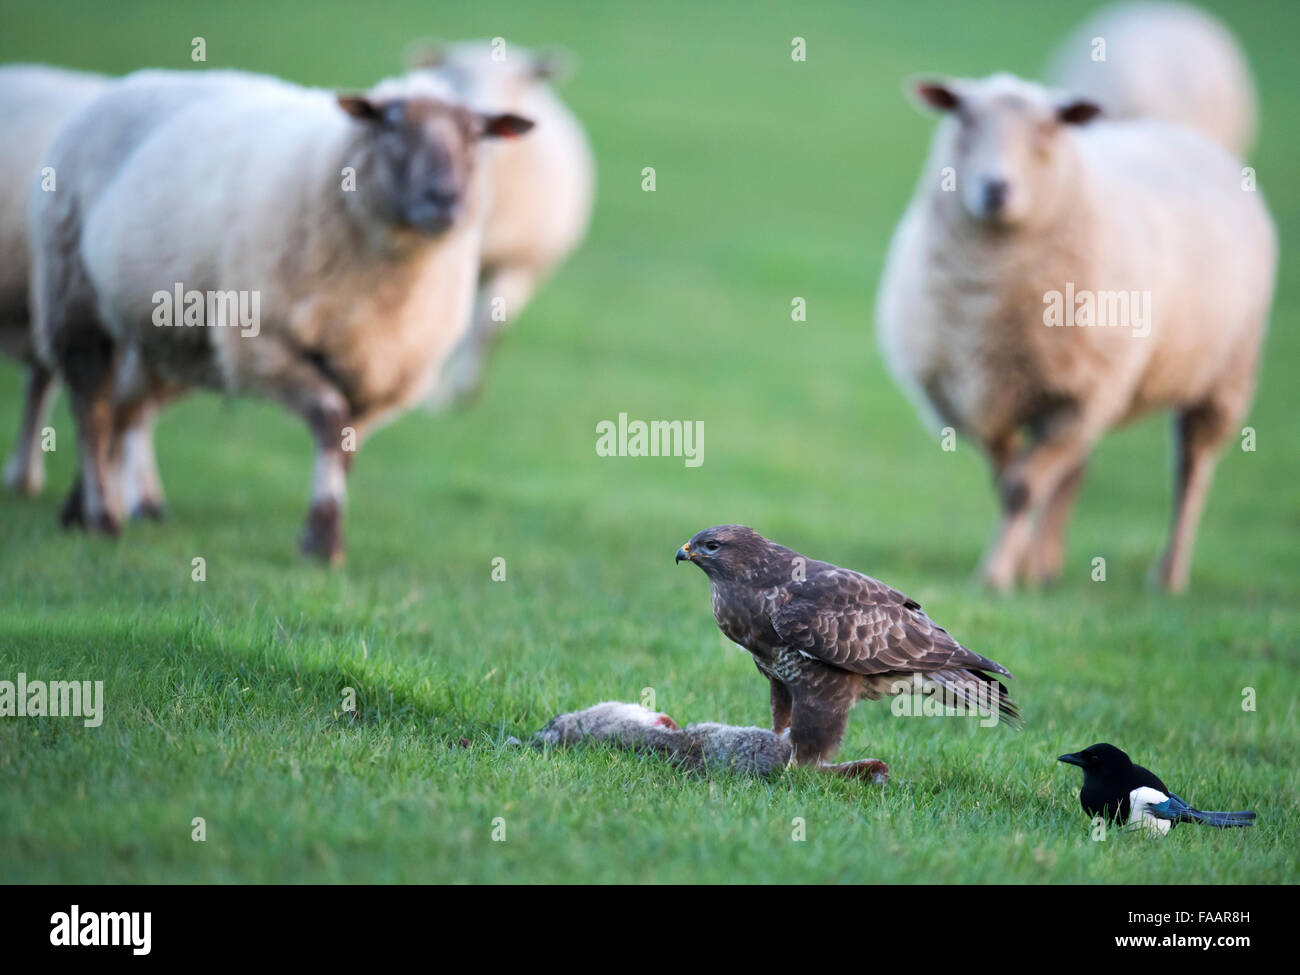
[676, 525, 1020, 773]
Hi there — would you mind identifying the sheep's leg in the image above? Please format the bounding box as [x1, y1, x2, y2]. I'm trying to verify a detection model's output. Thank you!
[255, 358, 353, 564]
[1023, 459, 1087, 585]
[109, 380, 176, 522]
[122, 413, 164, 520]
[981, 416, 1102, 591]
[3, 361, 56, 496]
[122, 385, 184, 520]
[441, 264, 537, 406]
[981, 430, 1031, 584]
[299, 397, 354, 566]
[59, 469, 85, 528]
[1156, 402, 1234, 592]
[60, 336, 124, 536]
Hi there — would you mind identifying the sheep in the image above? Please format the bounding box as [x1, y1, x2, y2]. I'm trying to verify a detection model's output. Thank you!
[30, 68, 532, 562]
[875, 73, 1275, 592]
[0, 64, 106, 496]
[1045, 2, 1257, 158]
[407, 39, 595, 405]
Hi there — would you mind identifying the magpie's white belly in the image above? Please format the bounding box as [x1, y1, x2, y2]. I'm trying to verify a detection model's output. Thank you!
[1126, 786, 1172, 836]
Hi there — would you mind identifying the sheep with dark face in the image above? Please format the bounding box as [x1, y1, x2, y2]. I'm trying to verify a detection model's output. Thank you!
[876, 73, 1275, 592]
[30, 69, 531, 561]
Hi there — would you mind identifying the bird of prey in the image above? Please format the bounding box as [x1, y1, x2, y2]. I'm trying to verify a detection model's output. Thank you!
[1058, 742, 1256, 834]
[675, 525, 1020, 774]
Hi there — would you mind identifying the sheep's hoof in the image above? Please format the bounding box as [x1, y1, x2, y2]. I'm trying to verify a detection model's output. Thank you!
[1150, 557, 1189, 594]
[131, 499, 167, 522]
[980, 564, 1017, 593]
[444, 345, 489, 407]
[65, 503, 120, 537]
[58, 487, 85, 530]
[1021, 557, 1062, 588]
[449, 370, 487, 409]
[822, 758, 889, 784]
[90, 511, 122, 538]
[3, 456, 44, 497]
[300, 500, 344, 566]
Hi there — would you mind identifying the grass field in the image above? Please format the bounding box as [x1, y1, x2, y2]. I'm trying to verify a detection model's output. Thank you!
[0, 0, 1296, 883]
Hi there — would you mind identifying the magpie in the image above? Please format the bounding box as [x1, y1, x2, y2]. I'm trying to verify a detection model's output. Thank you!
[1057, 742, 1256, 835]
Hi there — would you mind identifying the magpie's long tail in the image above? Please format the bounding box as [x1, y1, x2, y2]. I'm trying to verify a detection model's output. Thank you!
[1180, 808, 1256, 828]
[1150, 794, 1256, 828]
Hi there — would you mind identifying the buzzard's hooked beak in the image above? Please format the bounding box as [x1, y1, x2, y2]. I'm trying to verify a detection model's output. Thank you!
[1057, 752, 1085, 768]
[676, 542, 692, 564]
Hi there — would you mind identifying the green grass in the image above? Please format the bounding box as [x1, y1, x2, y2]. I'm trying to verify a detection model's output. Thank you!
[0, 0, 1296, 883]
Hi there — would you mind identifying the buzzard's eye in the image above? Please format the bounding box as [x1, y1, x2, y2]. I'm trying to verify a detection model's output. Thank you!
[706, 541, 720, 552]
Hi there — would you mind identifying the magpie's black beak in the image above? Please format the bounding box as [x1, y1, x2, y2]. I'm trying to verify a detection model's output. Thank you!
[1058, 752, 1085, 768]
[675, 543, 691, 564]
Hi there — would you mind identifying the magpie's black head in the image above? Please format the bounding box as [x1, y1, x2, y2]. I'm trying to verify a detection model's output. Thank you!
[1058, 742, 1131, 776]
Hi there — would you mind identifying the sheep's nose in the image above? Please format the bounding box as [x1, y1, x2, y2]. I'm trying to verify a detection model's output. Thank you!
[982, 179, 1010, 214]
[422, 184, 458, 208]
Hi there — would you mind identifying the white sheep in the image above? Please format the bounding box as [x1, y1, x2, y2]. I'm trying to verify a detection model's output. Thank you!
[875, 73, 1275, 592]
[30, 69, 532, 562]
[0, 64, 106, 496]
[408, 39, 595, 405]
[1045, 2, 1257, 158]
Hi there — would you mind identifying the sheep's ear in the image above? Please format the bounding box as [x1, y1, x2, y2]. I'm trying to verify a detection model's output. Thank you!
[339, 95, 406, 126]
[1057, 99, 1102, 125]
[531, 47, 574, 83]
[478, 112, 535, 139]
[404, 37, 446, 71]
[337, 94, 381, 121]
[909, 78, 960, 113]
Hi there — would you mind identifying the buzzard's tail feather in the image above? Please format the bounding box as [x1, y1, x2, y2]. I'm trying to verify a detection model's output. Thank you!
[927, 669, 1022, 729]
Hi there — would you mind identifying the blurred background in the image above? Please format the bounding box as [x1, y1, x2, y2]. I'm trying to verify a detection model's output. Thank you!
[0, 1, 1295, 883]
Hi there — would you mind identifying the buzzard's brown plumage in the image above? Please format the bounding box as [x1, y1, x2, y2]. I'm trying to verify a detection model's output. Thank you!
[676, 525, 1020, 768]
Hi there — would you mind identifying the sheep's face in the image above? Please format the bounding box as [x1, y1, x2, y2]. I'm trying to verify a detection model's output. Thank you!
[338, 94, 534, 234]
[911, 74, 1100, 227]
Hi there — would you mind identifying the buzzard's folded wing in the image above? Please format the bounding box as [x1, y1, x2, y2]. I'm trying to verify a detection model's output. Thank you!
[770, 568, 1013, 679]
